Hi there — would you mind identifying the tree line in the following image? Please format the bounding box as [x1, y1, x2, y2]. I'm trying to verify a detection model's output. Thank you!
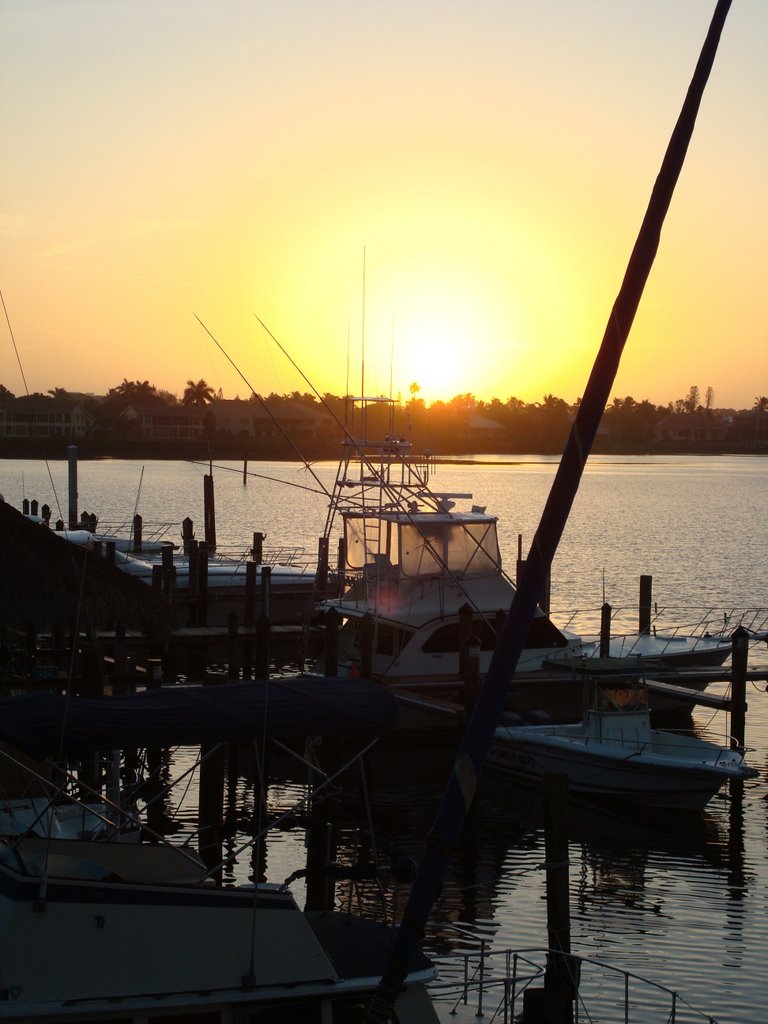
[1, 378, 766, 454]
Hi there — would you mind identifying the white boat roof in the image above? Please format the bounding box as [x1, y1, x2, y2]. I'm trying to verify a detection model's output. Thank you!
[342, 510, 497, 524]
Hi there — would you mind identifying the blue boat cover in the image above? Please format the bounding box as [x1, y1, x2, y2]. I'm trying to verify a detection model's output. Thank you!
[0, 678, 398, 759]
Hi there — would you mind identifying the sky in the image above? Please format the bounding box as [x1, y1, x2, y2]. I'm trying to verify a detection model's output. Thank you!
[2, 1, 766, 410]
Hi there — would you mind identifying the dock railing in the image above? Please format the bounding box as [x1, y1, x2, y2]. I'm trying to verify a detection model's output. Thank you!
[428, 943, 721, 1023]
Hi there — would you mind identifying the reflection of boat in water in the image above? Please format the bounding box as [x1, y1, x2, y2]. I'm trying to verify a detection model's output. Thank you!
[487, 678, 758, 809]
[0, 677, 441, 1023]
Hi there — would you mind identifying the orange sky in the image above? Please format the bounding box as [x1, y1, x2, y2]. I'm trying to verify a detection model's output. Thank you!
[2, 1, 766, 409]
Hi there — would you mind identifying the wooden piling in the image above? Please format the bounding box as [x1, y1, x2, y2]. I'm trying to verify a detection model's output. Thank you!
[133, 514, 143, 553]
[261, 564, 272, 621]
[181, 517, 194, 555]
[203, 473, 216, 550]
[324, 608, 339, 676]
[639, 575, 653, 634]
[252, 532, 263, 565]
[254, 613, 270, 680]
[730, 626, 749, 751]
[360, 613, 374, 679]
[315, 536, 329, 600]
[242, 457, 248, 485]
[538, 772, 576, 1023]
[600, 603, 612, 658]
[197, 542, 209, 627]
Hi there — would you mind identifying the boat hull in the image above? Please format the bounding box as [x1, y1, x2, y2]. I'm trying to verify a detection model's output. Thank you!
[487, 723, 756, 810]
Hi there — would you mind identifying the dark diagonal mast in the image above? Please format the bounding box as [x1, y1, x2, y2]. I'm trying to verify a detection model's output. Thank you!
[366, 1, 733, 1018]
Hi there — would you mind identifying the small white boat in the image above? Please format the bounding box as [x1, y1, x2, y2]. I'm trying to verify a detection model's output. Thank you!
[487, 679, 758, 809]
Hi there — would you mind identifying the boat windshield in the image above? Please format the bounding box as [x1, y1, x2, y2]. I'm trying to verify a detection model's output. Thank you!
[399, 519, 501, 578]
[343, 515, 501, 578]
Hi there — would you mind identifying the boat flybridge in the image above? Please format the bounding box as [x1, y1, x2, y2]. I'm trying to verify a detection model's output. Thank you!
[317, 397, 581, 690]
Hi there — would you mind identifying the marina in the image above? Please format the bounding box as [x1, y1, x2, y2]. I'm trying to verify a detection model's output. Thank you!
[0, 452, 766, 1022]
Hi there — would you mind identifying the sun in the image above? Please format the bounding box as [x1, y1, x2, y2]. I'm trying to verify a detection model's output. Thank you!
[395, 314, 475, 402]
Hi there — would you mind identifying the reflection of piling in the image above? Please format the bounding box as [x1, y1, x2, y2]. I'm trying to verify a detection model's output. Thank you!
[523, 773, 575, 1023]
[199, 674, 226, 881]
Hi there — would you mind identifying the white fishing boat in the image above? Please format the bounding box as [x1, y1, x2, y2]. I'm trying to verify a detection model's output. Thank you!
[486, 678, 758, 809]
[317, 397, 583, 688]
[315, 398, 732, 727]
[0, 677, 441, 1024]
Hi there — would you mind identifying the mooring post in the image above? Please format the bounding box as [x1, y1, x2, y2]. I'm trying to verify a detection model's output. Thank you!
[600, 603, 612, 658]
[261, 564, 272, 622]
[360, 613, 374, 679]
[67, 444, 78, 529]
[242, 456, 248, 485]
[315, 536, 329, 600]
[324, 608, 339, 677]
[254, 613, 270, 681]
[639, 575, 653, 634]
[335, 537, 346, 598]
[243, 561, 257, 680]
[203, 473, 216, 550]
[730, 626, 749, 751]
[181, 517, 194, 555]
[458, 602, 473, 679]
[251, 532, 263, 565]
[197, 541, 209, 627]
[543, 773, 575, 1023]
[22, 498, 29, 516]
[133, 514, 143, 553]
[161, 544, 176, 603]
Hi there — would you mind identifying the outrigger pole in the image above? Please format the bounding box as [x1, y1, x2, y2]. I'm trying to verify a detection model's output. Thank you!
[366, 1, 733, 1019]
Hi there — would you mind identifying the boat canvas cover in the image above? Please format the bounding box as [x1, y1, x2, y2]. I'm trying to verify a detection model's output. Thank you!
[0, 678, 398, 759]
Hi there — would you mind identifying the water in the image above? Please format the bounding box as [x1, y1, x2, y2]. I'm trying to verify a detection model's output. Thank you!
[2, 452, 767, 1022]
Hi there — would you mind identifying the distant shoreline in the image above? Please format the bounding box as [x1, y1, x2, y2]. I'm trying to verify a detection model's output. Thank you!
[1, 438, 766, 461]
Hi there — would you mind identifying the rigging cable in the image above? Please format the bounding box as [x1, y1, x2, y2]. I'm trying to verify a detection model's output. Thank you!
[0, 288, 64, 523]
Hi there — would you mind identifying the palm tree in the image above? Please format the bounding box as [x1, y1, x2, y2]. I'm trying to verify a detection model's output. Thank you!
[753, 396, 768, 412]
[182, 379, 215, 407]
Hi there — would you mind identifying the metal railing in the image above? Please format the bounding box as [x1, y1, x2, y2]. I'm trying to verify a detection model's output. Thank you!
[428, 943, 721, 1023]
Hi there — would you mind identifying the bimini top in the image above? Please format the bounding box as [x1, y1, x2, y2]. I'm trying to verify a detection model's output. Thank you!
[0, 678, 398, 760]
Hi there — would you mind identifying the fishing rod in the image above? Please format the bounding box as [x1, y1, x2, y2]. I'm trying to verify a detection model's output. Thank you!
[189, 458, 329, 499]
[1, 287, 64, 523]
[193, 313, 331, 500]
[255, 313, 517, 623]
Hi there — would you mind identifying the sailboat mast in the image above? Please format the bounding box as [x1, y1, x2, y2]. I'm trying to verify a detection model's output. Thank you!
[366, 1, 734, 1018]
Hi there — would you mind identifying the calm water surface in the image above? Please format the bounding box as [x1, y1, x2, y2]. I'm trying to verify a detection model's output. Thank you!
[2, 453, 767, 1022]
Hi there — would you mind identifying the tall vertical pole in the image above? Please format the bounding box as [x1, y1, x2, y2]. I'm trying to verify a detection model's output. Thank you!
[67, 444, 78, 530]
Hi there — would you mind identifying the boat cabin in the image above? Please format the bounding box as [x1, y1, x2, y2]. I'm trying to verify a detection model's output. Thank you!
[342, 510, 502, 585]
